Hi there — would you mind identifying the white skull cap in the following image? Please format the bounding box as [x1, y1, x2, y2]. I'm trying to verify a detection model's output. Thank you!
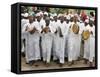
[85, 19, 89, 23]
[44, 12, 48, 16]
[71, 14, 74, 17]
[22, 13, 29, 17]
[53, 13, 57, 17]
[39, 11, 43, 15]
[36, 13, 41, 17]
[50, 16, 53, 19]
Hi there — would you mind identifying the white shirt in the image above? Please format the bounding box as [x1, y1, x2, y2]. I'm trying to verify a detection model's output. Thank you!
[42, 22, 54, 34]
[84, 24, 91, 31]
[32, 21, 42, 33]
[58, 21, 69, 36]
[39, 18, 46, 28]
[84, 24, 95, 37]
[79, 22, 85, 34]
[21, 18, 29, 32]
[22, 21, 42, 33]
[51, 20, 60, 34]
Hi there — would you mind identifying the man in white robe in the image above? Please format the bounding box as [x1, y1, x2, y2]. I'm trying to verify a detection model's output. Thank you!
[51, 14, 60, 61]
[89, 24, 95, 66]
[36, 13, 45, 28]
[76, 18, 85, 59]
[67, 16, 81, 66]
[83, 20, 95, 67]
[41, 17, 53, 66]
[21, 13, 29, 56]
[52, 15, 60, 60]
[52, 16, 67, 67]
[22, 16, 41, 66]
[78, 19, 85, 59]
[64, 16, 71, 59]
[35, 13, 46, 58]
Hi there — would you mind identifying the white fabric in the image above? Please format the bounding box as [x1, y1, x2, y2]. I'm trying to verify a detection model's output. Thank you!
[67, 22, 81, 61]
[44, 12, 48, 16]
[52, 21, 68, 63]
[53, 13, 57, 17]
[76, 22, 85, 57]
[21, 18, 29, 52]
[66, 15, 71, 20]
[21, 19, 29, 39]
[23, 22, 41, 63]
[64, 23, 70, 57]
[90, 17, 95, 22]
[35, 19, 46, 58]
[84, 25, 95, 62]
[38, 18, 46, 29]
[85, 19, 89, 23]
[21, 13, 29, 17]
[41, 26, 53, 63]
[36, 13, 41, 17]
[39, 11, 43, 16]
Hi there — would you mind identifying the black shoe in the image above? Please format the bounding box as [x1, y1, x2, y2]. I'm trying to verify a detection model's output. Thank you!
[43, 61, 46, 65]
[26, 62, 29, 64]
[68, 61, 73, 66]
[34, 63, 39, 67]
[46, 63, 50, 67]
[89, 62, 93, 67]
[77, 57, 81, 61]
[29, 61, 35, 66]
[34, 61, 39, 67]
[73, 60, 77, 65]
[83, 59, 88, 64]
[65, 57, 68, 61]
[21, 52, 25, 57]
[54, 60, 59, 64]
[59, 63, 64, 67]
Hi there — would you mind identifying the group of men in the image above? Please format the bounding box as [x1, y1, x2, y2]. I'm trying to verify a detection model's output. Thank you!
[21, 9, 95, 67]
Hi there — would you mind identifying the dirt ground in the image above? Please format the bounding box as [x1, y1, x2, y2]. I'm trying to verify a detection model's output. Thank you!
[21, 56, 95, 71]
[21, 43, 95, 71]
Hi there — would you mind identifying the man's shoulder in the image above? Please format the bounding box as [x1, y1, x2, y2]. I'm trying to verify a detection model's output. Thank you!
[33, 21, 39, 25]
[24, 22, 30, 26]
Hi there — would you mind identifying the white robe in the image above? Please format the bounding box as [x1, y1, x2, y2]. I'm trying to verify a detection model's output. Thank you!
[23, 22, 41, 63]
[21, 18, 29, 52]
[51, 21, 59, 60]
[53, 21, 67, 63]
[36, 19, 46, 57]
[41, 26, 53, 63]
[64, 22, 70, 57]
[68, 22, 81, 61]
[84, 25, 95, 62]
[38, 18, 45, 28]
[21, 18, 29, 39]
[76, 22, 85, 57]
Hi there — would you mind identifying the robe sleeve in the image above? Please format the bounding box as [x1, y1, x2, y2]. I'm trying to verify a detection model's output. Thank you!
[34, 22, 42, 33]
[92, 26, 95, 37]
[79, 23, 85, 34]
[63, 23, 69, 36]
[93, 26, 95, 37]
[22, 23, 29, 33]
